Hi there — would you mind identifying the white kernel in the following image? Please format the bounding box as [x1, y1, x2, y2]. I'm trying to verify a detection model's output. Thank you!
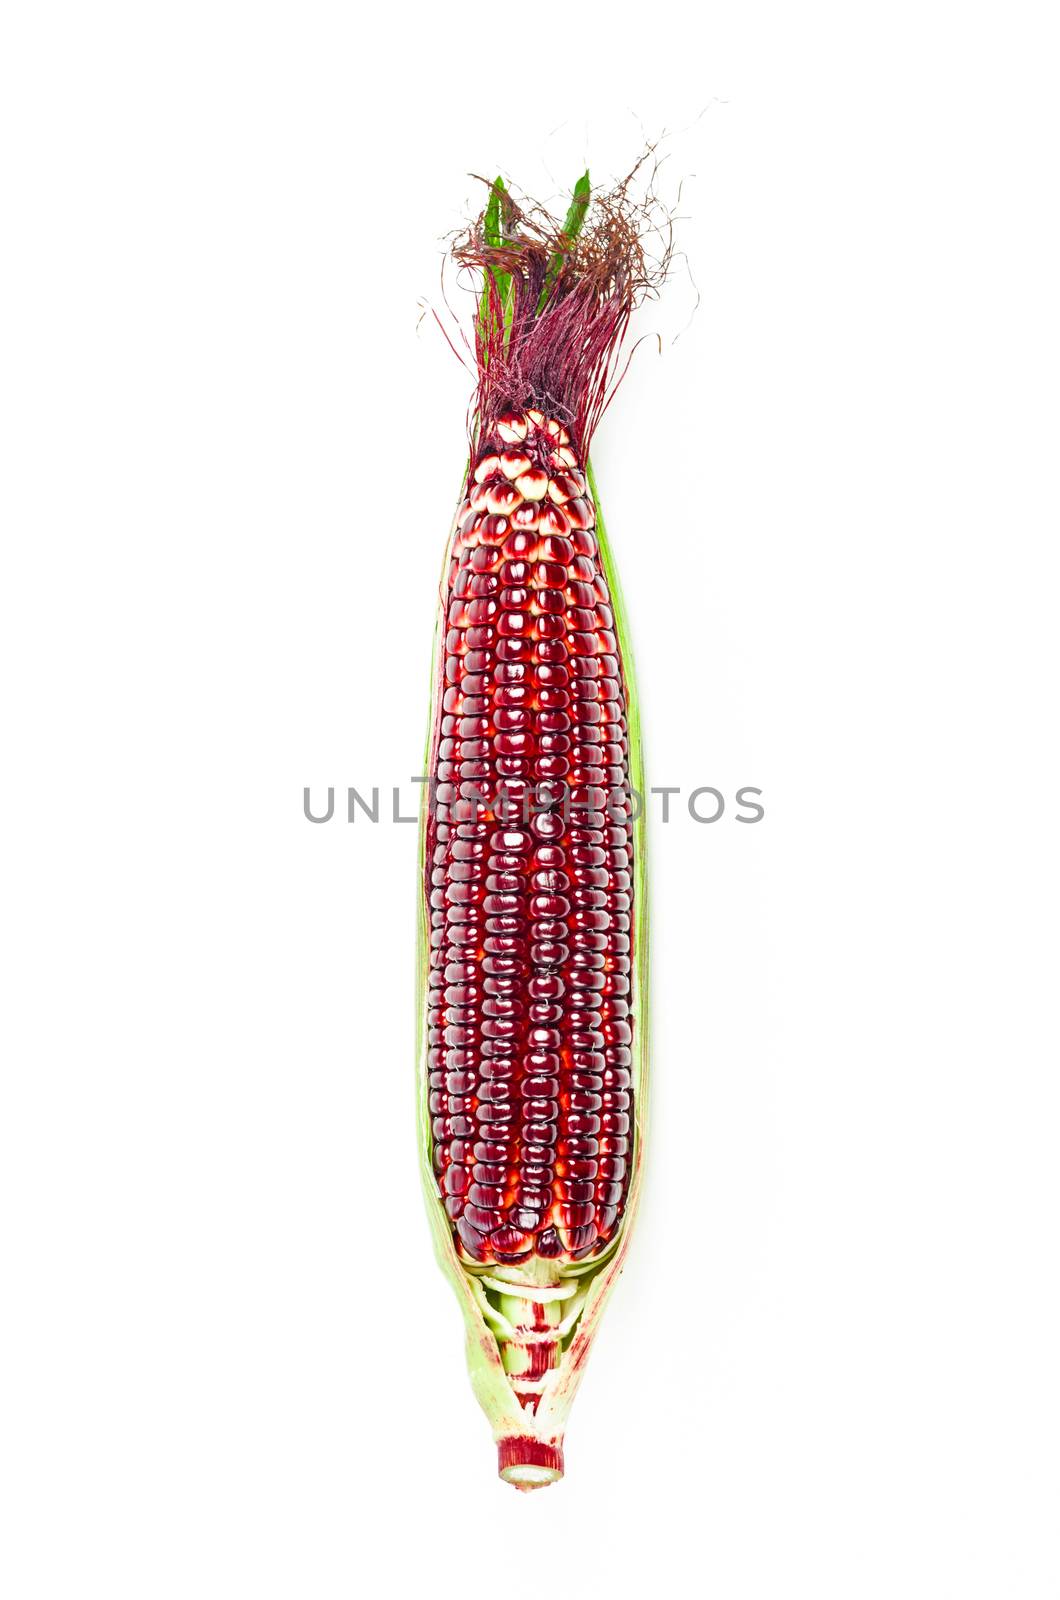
[497, 412, 529, 444]
[515, 468, 549, 502]
[474, 454, 500, 484]
[499, 452, 532, 481]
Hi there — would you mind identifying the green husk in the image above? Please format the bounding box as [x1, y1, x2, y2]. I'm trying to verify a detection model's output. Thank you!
[478, 177, 513, 356]
[538, 171, 591, 312]
[478, 171, 595, 351]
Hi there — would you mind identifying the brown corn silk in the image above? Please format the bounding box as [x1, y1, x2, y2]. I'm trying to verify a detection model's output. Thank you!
[419, 172, 661, 1488]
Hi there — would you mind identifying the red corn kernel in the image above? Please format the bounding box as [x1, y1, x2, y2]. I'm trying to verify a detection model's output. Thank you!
[425, 423, 636, 1267]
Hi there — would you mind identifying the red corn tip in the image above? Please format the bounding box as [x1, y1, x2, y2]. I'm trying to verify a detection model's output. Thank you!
[425, 412, 635, 1269]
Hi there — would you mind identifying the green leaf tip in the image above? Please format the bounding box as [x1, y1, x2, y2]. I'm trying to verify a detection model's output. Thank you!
[484, 176, 506, 249]
[563, 171, 591, 241]
[539, 172, 592, 312]
[479, 176, 513, 353]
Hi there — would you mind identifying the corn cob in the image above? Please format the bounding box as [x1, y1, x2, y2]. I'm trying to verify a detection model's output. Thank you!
[418, 173, 657, 1489]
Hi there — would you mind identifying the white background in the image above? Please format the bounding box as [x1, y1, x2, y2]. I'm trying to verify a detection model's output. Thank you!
[2, 3, 1058, 1595]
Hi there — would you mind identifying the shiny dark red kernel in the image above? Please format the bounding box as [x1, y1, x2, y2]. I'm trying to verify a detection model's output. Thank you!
[426, 426, 636, 1266]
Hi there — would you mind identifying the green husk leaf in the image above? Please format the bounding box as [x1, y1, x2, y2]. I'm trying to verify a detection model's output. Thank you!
[478, 177, 514, 355]
[538, 170, 592, 312]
